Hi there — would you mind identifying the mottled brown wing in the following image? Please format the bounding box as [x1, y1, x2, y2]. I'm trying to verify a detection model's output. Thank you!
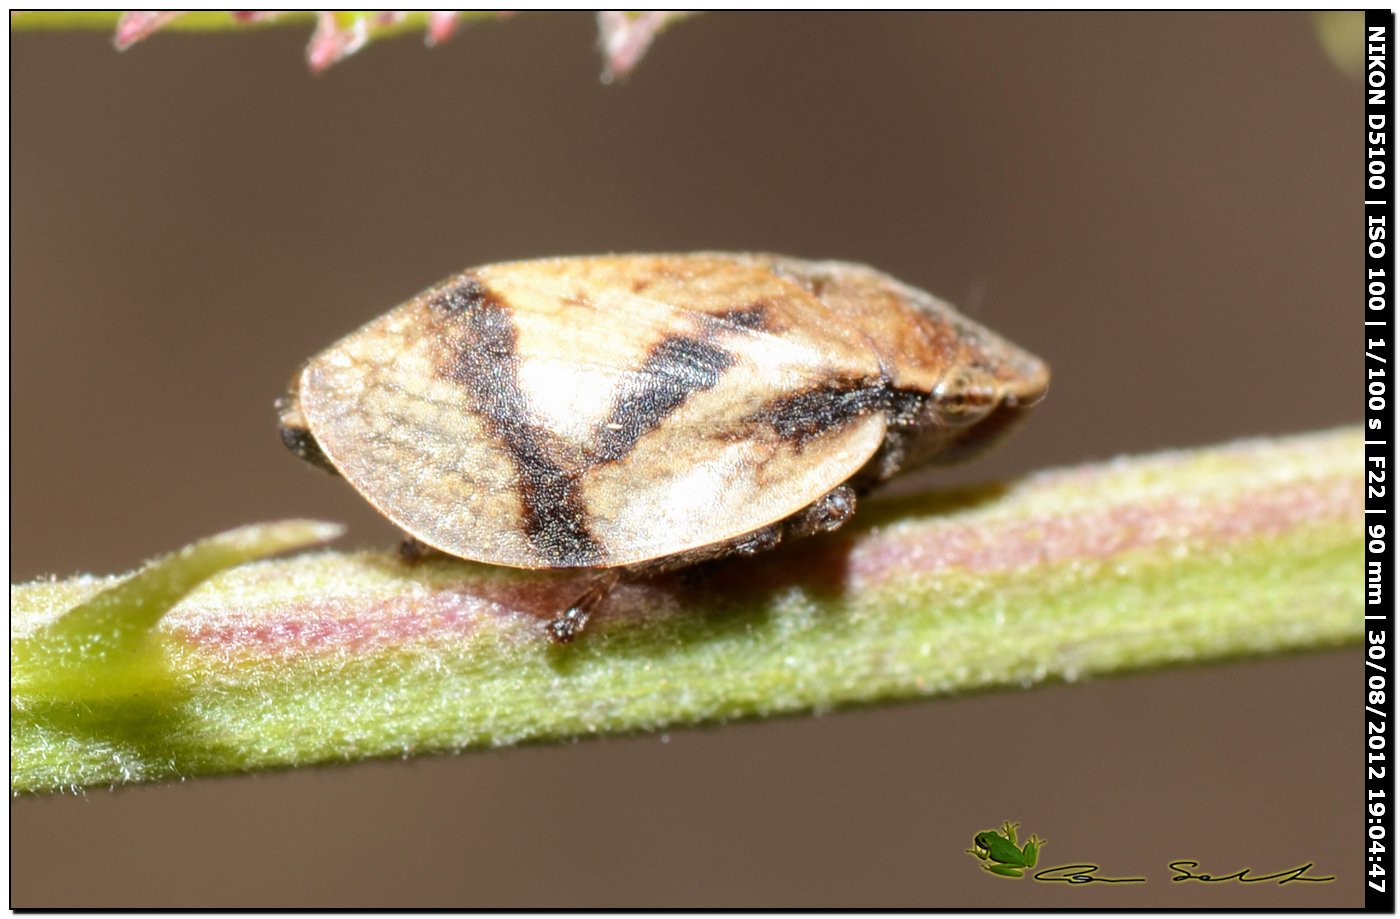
[298, 254, 889, 569]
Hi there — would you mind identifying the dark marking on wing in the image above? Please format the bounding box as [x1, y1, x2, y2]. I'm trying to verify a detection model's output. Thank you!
[432, 278, 604, 566]
[704, 302, 772, 333]
[592, 335, 735, 463]
[747, 376, 923, 447]
[428, 276, 486, 316]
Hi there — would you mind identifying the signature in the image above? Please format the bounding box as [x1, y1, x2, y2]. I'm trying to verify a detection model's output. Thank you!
[1168, 860, 1336, 885]
[1032, 864, 1146, 885]
[1024, 861, 1336, 886]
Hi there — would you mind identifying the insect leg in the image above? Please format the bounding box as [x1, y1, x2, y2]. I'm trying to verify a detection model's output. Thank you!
[730, 525, 783, 556]
[542, 488, 852, 645]
[545, 569, 623, 643]
[398, 535, 453, 566]
[275, 396, 340, 476]
[784, 485, 856, 539]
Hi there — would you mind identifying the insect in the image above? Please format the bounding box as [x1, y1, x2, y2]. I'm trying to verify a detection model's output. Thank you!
[277, 253, 1049, 642]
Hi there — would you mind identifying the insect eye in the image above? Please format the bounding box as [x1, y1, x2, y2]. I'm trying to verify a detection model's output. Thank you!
[931, 369, 997, 428]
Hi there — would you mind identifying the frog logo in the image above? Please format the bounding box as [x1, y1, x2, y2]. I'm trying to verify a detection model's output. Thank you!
[966, 821, 1046, 878]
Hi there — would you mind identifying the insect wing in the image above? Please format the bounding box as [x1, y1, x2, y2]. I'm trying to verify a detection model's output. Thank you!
[299, 255, 889, 568]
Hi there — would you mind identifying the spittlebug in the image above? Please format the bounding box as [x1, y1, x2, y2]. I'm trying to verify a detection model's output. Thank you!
[277, 254, 1049, 641]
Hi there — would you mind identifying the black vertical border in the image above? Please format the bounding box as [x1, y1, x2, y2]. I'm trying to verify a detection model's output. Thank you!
[1366, 8, 1395, 913]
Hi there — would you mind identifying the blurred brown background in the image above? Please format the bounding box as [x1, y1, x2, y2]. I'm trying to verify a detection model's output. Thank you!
[11, 12, 1359, 907]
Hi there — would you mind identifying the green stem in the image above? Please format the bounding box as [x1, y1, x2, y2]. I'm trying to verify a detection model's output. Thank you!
[11, 428, 1362, 795]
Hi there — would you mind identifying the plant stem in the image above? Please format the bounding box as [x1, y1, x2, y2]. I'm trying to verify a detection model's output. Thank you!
[10, 12, 461, 33]
[11, 428, 1362, 795]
